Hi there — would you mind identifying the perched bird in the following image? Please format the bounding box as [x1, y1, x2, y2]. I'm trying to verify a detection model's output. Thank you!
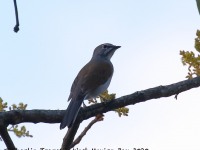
[60, 43, 121, 129]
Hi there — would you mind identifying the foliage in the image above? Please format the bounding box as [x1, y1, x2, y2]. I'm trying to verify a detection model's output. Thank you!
[9, 102, 27, 111]
[7, 125, 33, 138]
[89, 90, 129, 117]
[0, 97, 7, 111]
[0, 97, 32, 140]
[180, 30, 200, 79]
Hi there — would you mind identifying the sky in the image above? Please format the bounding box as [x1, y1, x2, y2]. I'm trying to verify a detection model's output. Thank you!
[0, 0, 200, 150]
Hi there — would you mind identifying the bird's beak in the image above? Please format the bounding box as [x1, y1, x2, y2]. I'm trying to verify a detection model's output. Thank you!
[113, 45, 121, 50]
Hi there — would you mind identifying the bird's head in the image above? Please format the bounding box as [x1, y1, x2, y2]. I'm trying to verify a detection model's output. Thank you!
[92, 43, 121, 60]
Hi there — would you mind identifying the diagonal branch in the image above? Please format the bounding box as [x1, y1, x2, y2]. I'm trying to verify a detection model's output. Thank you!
[70, 114, 104, 148]
[61, 76, 200, 149]
[0, 126, 16, 149]
[78, 76, 200, 122]
[61, 114, 103, 149]
[0, 77, 200, 148]
[61, 121, 80, 150]
[1, 77, 200, 126]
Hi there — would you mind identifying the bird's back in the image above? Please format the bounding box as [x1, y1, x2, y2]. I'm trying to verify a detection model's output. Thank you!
[68, 58, 113, 101]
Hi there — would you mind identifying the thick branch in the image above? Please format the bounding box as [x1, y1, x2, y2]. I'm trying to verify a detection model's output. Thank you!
[78, 76, 200, 122]
[0, 77, 200, 149]
[0, 110, 63, 126]
[0, 126, 16, 149]
[1, 77, 200, 127]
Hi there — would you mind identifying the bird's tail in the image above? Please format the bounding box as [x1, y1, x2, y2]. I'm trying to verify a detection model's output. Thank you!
[60, 100, 83, 129]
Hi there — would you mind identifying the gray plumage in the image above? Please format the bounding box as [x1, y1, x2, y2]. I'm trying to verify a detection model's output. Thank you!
[60, 43, 120, 129]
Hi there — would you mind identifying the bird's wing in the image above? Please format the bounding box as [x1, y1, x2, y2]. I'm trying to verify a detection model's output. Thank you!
[67, 75, 79, 101]
[80, 59, 113, 94]
[68, 59, 113, 101]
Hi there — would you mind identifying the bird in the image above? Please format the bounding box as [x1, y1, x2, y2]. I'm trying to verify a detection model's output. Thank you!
[60, 43, 121, 129]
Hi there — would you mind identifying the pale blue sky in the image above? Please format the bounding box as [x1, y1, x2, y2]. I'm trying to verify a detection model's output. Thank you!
[0, 1, 200, 149]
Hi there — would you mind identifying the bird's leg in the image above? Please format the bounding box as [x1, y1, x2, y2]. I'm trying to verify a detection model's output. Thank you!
[99, 95, 109, 106]
[95, 113, 104, 121]
[93, 98, 98, 103]
[82, 101, 87, 108]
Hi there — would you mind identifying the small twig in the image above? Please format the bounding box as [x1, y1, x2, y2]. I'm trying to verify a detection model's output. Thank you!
[0, 126, 16, 150]
[70, 114, 104, 148]
[13, 0, 20, 32]
[174, 93, 179, 100]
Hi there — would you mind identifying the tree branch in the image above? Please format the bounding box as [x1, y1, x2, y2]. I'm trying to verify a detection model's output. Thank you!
[0, 77, 200, 148]
[71, 114, 103, 148]
[13, 0, 19, 32]
[1, 77, 200, 126]
[197, 0, 200, 15]
[0, 110, 63, 126]
[0, 126, 16, 150]
[78, 76, 200, 123]
[61, 114, 103, 149]
[61, 121, 80, 150]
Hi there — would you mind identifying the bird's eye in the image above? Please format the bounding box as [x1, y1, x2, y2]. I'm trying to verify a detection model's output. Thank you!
[103, 45, 108, 49]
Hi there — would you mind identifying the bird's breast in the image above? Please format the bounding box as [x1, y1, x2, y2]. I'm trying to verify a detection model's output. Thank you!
[84, 76, 112, 100]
